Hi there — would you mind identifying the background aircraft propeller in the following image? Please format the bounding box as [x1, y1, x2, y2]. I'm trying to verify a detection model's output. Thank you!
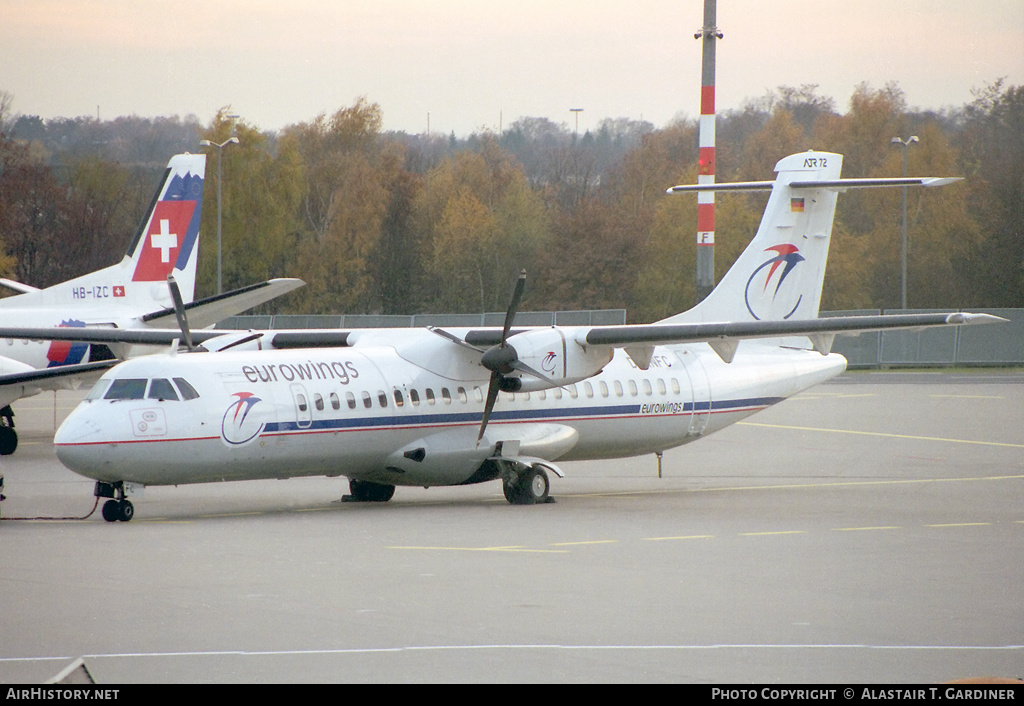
[167, 274, 198, 352]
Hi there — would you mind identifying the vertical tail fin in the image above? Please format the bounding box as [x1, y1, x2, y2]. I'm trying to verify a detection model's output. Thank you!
[662, 151, 960, 325]
[37, 153, 207, 310]
[663, 151, 842, 324]
[121, 153, 206, 301]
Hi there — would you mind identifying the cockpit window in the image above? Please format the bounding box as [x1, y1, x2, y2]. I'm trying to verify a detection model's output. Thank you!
[86, 380, 111, 401]
[173, 377, 200, 400]
[104, 379, 148, 400]
[148, 378, 179, 401]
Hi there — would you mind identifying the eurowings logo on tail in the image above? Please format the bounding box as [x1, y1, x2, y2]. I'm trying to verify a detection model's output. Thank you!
[221, 392, 267, 446]
[744, 244, 806, 320]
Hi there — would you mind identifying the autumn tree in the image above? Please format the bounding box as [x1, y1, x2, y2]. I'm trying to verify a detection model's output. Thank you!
[957, 81, 1024, 306]
[197, 111, 304, 307]
[0, 138, 63, 286]
[413, 135, 549, 312]
[276, 99, 405, 314]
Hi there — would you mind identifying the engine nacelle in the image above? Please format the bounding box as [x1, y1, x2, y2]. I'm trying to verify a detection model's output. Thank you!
[501, 328, 612, 392]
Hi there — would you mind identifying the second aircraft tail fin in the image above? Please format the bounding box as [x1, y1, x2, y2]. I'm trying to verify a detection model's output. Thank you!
[661, 151, 959, 325]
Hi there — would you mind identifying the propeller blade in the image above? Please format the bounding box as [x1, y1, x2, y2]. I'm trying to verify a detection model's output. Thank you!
[477, 371, 502, 443]
[427, 326, 484, 353]
[501, 270, 527, 344]
[166, 275, 197, 352]
[477, 269, 527, 444]
[511, 360, 557, 386]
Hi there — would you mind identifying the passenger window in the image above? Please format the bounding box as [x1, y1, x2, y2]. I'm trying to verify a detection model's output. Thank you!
[442, 388, 452, 404]
[314, 393, 324, 411]
[457, 387, 468, 403]
[173, 378, 200, 400]
[297, 394, 308, 412]
[410, 389, 420, 406]
[104, 379, 147, 400]
[345, 392, 356, 410]
[642, 380, 653, 396]
[378, 391, 388, 407]
[393, 389, 404, 407]
[425, 389, 435, 405]
[331, 392, 341, 410]
[599, 381, 609, 397]
[148, 378, 179, 401]
[584, 382, 594, 398]
[614, 381, 624, 397]
[567, 384, 578, 399]
[671, 378, 681, 395]
[657, 379, 667, 395]
[362, 391, 372, 409]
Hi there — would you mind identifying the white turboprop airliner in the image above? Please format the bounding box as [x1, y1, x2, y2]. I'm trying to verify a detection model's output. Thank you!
[0, 153, 303, 454]
[6, 151, 1001, 521]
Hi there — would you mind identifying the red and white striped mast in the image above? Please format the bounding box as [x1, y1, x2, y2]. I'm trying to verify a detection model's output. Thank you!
[695, 0, 723, 302]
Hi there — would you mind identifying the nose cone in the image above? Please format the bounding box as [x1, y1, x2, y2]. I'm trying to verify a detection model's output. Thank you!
[54, 405, 108, 479]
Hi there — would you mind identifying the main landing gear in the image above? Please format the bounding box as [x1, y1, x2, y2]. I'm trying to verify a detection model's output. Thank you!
[95, 481, 134, 522]
[502, 465, 551, 505]
[0, 406, 18, 456]
[344, 479, 396, 503]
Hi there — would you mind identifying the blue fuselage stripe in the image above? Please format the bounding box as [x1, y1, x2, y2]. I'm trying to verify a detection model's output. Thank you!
[264, 397, 783, 434]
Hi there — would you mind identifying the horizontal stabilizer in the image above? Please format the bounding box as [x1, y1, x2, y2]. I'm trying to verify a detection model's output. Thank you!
[142, 278, 305, 329]
[667, 177, 962, 193]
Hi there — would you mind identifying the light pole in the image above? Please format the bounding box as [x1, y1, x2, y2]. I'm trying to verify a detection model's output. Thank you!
[199, 136, 239, 294]
[570, 108, 583, 141]
[890, 135, 918, 310]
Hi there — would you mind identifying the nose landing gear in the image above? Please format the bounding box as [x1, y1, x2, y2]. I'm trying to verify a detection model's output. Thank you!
[95, 481, 134, 522]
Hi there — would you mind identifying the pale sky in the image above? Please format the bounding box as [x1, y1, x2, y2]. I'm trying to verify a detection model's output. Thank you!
[2, 0, 1022, 136]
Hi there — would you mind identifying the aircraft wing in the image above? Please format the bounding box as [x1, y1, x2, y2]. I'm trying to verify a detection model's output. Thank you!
[0, 312, 1002, 362]
[0, 360, 117, 407]
[456, 311, 1004, 365]
[0, 326, 353, 349]
[0, 278, 41, 295]
[581, 312, 1005, 363]
[141, 278, 305, 330]
[583, 312, 1003, 346]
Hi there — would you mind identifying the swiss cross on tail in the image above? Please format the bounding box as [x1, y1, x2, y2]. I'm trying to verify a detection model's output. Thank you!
[132, 201, 198, 282]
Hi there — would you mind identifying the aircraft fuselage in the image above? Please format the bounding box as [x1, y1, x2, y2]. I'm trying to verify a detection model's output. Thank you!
[53, 331, 847, 489]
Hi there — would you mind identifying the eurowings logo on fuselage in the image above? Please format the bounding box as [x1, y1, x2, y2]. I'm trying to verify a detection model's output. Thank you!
[744, 244, 806, 320]
[542, 351, 559, 376]
[221, 392, 267, 446]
